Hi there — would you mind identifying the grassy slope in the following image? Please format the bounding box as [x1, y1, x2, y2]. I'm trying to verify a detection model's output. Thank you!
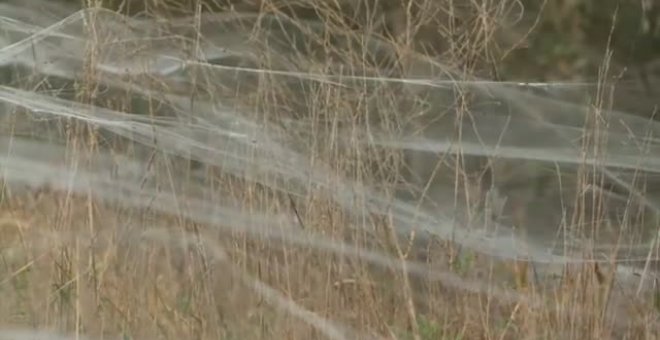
[1, 1, 660, 339]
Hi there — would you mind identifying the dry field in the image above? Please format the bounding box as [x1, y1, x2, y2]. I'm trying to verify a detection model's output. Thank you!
[1, 1, 660, 339]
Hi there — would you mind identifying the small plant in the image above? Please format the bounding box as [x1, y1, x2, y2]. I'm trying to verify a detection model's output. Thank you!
[452, 250, 476, 276]
[417, 316, 444, 340]
[396, 316, 462, 340]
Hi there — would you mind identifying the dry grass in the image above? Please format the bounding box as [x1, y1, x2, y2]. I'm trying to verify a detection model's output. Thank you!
[1, 0, 660, 339]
